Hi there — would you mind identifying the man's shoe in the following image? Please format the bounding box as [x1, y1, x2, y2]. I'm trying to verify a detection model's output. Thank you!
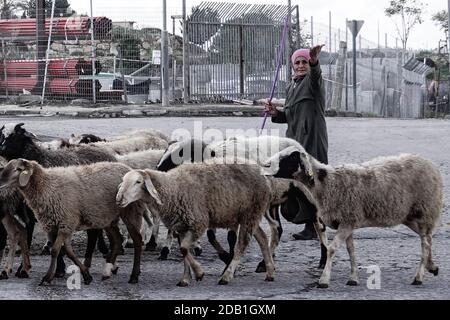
[292, 229, 318, 241]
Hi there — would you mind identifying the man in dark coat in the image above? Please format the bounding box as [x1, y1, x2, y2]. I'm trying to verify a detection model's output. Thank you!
[265, 44, 328, 240]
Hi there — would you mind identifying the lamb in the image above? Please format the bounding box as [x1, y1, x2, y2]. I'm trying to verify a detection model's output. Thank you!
[0, 122, 117, 277]
[0, 159, 145, 285]
[116, 161, 295, 286]
[263, 147, 443, 288]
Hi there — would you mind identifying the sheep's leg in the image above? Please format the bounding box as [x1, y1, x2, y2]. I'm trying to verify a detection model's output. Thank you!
[345, 233, 359, 286]
[122, 213, 143, 284]
[0, 224, 6, 277]
[95, 229, 109, 255]
[412, 234, 429, 285]
[177, 231, 204, 287]
[1, 214, 31, 279]
[102, 225, 122, 280]
[425, 234, 439, 276]
[63, 235, 93, 285]
[158, 228, 173, 260]
[0, 216, 18, 279]
[207, 228, 236, 266]
[219, 224, 251, 285]
[83, 229, 98, 269]
[405, 222, 438, 285]
[314, 220, 329, 269]
[318, 226, 352, 289]
[40, 232, 65, 285]
[256, 206, 281, 273]
[145, 213, 159, 252]
[253, 226, 275, 282]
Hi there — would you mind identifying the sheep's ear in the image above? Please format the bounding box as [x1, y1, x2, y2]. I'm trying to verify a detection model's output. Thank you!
[143, 174, 162, 205]
[19, 169, 33, 187]
[300, 152, 314, 179]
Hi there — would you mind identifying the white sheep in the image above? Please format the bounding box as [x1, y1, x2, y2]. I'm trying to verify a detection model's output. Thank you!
[116, 162, 293, 286]
[0, 159, 145, 285]
[263, 147, 443, 288]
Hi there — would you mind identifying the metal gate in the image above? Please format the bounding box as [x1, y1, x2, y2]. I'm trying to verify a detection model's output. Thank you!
[186, 2, 293, 102]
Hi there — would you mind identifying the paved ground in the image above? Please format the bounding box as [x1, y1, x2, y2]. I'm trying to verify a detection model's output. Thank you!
[0, 116, 448, 300]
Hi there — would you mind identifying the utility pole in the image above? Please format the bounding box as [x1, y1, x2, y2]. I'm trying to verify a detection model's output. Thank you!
[161, 0, 169, 106]
[286, 0, 292, 84]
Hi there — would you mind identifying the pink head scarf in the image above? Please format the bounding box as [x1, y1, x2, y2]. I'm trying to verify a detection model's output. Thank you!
[291, 49, 311, 65]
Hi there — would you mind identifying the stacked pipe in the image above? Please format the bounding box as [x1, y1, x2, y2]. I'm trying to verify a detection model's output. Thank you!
[0, 17, 112, 40]
[0, 59, 101, 76]
[0, 59, 102, 97]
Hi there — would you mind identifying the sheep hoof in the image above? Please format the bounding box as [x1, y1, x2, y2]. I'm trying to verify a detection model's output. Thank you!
[145, 241, 158, 252]
[177, 280, 190, 287]
[255, 261, 266, 273]
[317, 283, 329, 289]
[218, 279, 229, 286]
[429, 267, 439, 276]
[193, 247, 203, 257]
[112, 267, 119, 275]
[196, 273, 205, 282]
[128, 276, 139, 284]
[17, 270, 30, 279]
[346, 280, 358, 286]
[265, 276, 275, 282]
[83, 274, 93, 285]
[0, 271, 9, 280]
[158, 247, 170, 260]
[55, 270, 66, 278]
[411, 279, 423, 286]
[39, 275, 52, 286]
[101, 275, 111, 281]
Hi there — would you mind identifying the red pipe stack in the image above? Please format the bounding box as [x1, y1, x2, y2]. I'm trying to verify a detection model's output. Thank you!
[0, 17, 112, 40]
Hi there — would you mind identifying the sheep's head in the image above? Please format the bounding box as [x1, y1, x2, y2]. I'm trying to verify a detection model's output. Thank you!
[262, 146, 315, 184]
[0, 123, 37, 160]
[0, 158, 36, 189]
[156, 138, 208, 172]
[116, 170, 162, 208]
[69, 133, 104, 145]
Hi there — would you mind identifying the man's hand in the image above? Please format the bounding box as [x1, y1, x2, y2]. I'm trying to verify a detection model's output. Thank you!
[310, 44, 325, 65]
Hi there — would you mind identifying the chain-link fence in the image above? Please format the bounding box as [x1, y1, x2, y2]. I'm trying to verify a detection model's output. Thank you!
[0, 0, 440, 118]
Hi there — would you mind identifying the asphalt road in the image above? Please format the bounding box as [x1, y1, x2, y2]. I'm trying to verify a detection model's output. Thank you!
[0, 116, 449, 300]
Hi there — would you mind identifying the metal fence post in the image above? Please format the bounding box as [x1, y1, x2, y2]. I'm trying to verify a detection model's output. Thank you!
[90, 0, 96, 103]
[182, 0, 190, 103]
[161, 0, 169, 106]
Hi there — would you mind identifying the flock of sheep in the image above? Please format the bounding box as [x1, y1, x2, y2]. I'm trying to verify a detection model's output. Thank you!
[0, 122, 444, 289]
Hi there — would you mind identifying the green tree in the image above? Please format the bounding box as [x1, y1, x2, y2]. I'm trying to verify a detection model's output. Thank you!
[384, 0, 425, 51]
[432, 10, 448, 33]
